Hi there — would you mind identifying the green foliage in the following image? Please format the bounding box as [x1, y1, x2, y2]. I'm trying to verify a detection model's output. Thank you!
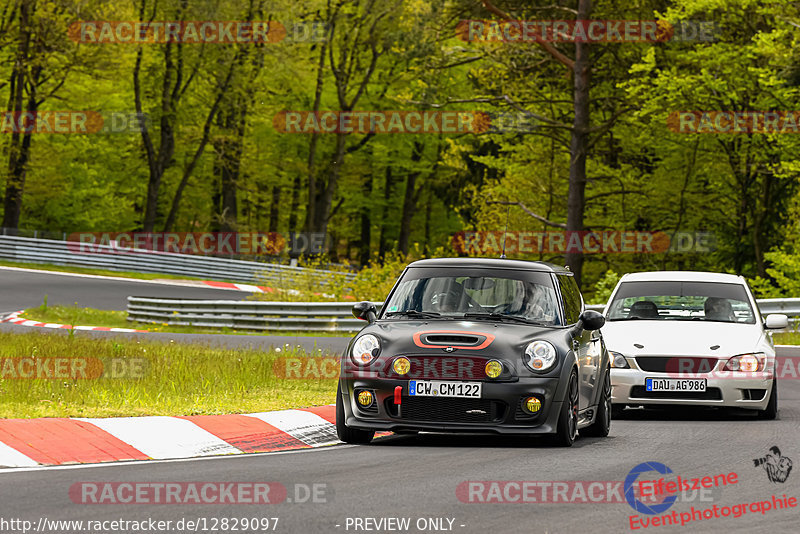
[349, 251, 412, 302]
[254, 244, 445, 302]
[750, 251, 800, 298]
[589, 270, 621, 305]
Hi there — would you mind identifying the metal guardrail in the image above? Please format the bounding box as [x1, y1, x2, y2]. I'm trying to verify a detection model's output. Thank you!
[128, 297, 799, 333]
[127, 297, 382, 332]
[0, 235, 354, 285]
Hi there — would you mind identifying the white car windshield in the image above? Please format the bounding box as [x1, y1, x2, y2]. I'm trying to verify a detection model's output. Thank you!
[381, 268, 562, 325]
[606, 281, 756, 324]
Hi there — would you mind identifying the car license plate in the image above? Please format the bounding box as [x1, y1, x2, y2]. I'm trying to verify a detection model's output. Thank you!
[646, 378, 707, 392]
[409, 380, 482, 398]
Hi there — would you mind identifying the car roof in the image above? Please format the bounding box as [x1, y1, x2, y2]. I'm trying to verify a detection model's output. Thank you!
[406, 257, 570, 274]
[619, 271, 745, 284]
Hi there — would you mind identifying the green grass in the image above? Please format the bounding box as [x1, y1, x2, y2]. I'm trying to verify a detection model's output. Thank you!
[774, 332, 800, 345]
[21, 303, 352, 337]
[0, 259, 208, 281]
[0, 332, 338, 418]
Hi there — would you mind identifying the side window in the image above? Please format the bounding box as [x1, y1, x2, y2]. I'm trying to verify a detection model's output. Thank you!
[557, 274, 583, 325]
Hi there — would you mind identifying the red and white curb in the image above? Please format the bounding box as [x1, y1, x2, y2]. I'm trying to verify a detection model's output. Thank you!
[200, 281, 275, 293]
[0, 310, 148, 333]
[0, 406, 343, 467]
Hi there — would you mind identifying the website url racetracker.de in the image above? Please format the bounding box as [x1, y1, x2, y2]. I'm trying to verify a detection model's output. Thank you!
[0, 516, 279, 533]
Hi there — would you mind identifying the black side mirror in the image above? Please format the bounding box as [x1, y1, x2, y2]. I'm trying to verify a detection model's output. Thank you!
[579, 309, 605, 331]
[352, 301, 377, 323]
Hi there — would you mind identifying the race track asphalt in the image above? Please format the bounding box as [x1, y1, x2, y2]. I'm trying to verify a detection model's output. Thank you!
[0, 267, 253, 311]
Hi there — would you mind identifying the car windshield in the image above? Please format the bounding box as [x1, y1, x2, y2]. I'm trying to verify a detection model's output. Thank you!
[381, 268, 562, 325]
[606, 281, 756, 324]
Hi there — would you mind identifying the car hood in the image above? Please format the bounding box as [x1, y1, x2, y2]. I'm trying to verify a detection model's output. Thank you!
[601, 320, 765, 357]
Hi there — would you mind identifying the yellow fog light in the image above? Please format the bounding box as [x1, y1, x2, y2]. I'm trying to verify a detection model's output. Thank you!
[524, 397, 542, 413]
[393, 357, 411, 375]
[357, 390, 374, 406]
[485, 360, 503, 378]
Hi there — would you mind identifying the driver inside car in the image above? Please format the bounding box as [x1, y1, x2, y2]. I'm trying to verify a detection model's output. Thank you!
[704, 297, 736, 322]
[500, 281, 547, 318]
[430, 281, 470, 313]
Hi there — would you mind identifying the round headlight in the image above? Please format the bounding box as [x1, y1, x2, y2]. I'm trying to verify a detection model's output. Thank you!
[485, 360, 503, 378]
[610, 351, 630, 369]
[524, 396, 542, 413]
[351, 334, 380, 365]
[393, 357, 411, 375]
[357, 390, 374, 406]
[524, 340, 557, 372]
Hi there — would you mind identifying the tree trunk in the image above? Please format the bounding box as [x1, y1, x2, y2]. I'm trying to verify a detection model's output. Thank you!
[210, 99, 245, 233]
[398, 141, 425, 255]
[378, 165, 393, 260]
[316, 132, 348, 237]
[564, 0, 592, 288]
[268, 185, 281, 233]
[359, 169, 373, 266]
[2, 0, 33, 229]
[303, 36, 328, 234]
[423, 191, 432, 256]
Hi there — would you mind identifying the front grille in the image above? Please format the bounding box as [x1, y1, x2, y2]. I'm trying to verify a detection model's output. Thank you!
[381, 355, 487, 380]
[636, 357, 719, 374]
[630, 386, 722, 400]
[387, 396, 506, 423]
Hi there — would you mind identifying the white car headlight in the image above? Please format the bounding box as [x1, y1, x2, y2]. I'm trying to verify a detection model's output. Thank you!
[610, 351, 630, 369]
[723, 353, 764, 372]
[524, 340, 557, 372]
[351, 334, 380, 366]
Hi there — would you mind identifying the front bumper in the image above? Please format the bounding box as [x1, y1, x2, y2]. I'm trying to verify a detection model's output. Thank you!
[341, 377, 563, 435]
[611, 366, 773, 410]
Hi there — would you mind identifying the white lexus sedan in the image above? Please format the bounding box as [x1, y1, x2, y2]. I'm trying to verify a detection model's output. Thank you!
[602, 271, 788, 419]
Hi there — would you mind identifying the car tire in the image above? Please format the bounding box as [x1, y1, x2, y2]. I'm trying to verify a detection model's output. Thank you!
[757, 379, 778, 420]
[335, 384, 375, 444]
[582, 369, 611, 437]
[550, 369, 579, 447]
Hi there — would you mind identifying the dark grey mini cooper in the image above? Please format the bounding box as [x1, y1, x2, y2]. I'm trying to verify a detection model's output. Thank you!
[336, 258, 611, 447]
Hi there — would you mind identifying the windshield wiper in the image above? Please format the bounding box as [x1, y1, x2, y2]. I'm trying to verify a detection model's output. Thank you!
[462, 313, 548, 326]
[384, 310, 441, 319]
